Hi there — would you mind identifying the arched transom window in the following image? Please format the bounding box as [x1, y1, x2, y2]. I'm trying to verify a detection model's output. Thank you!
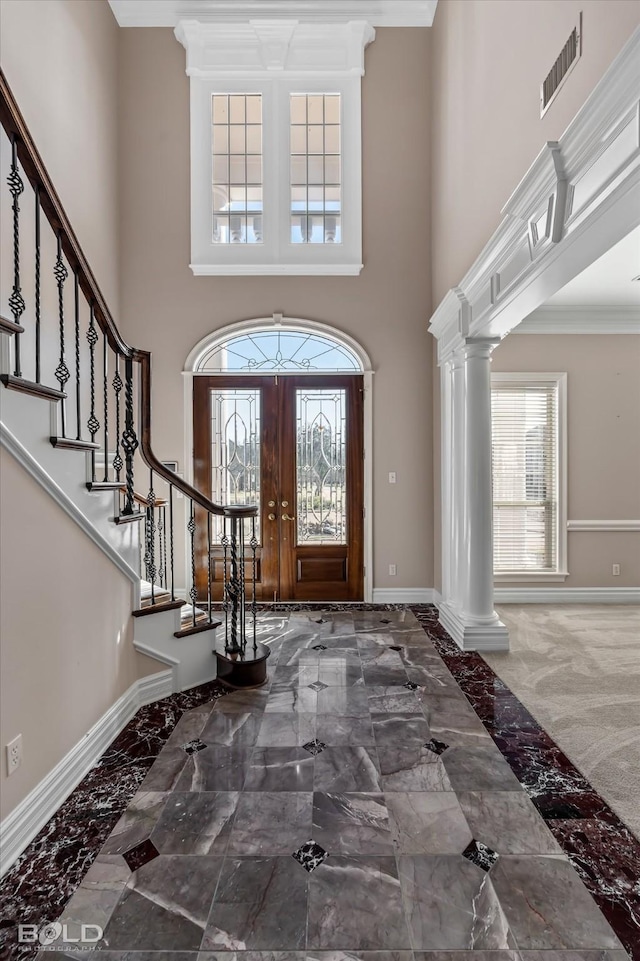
[196, 327, 363, 373]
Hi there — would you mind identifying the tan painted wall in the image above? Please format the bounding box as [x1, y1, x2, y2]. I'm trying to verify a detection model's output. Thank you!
[118, 27, 434, 592]
[0, 0, 121, 315]
[0, 450, 140, 820]
[492, 334, 640, 588]
[430, 0, 640, 308]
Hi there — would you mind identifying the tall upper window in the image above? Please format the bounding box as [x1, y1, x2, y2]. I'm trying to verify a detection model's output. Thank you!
[491, 373, 567, 577]
[176, 19, 374, 275]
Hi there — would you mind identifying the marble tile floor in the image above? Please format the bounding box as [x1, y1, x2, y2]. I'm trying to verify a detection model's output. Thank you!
[4, 608, 633, 960]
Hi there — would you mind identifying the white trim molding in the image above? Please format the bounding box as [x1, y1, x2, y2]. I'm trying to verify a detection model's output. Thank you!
[372, 588, 439, 604]
[0, 421, 139, 585]
[0, 671, 173, 877]
[190, 263, 364, 276]
[439, 601, 510, 652]
[567, 519, 640, 531]
[496, 587, 640, 604]
[515, 305, 640, 334]
[109, 1, 438, 28]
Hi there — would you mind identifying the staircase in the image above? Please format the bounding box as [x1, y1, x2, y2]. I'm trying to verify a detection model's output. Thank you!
[0, 69, 266, 692]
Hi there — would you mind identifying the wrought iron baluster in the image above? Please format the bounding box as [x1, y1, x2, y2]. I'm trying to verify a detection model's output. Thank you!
[121, 356, 138, 515]
[145, 469, 156, 605]
[86, 305, 100, 482]
[222, 517, 229, 649]
[250, 515, 258, 653]
[34, 186, 41, 383]
[157, 505, 165, 588]
[112, 357, 123, 482]
[102, 331, 109, 481]
[74, 272, 81, 440]
[207, 513, 212, 625]
[240, 518, 246, 651]
[227, 516, 242, 654]
[188, 501, 197, 627]
[54, 234, 70, 434]
[8, 136, 25, 378]
[169, 484, 175, 602]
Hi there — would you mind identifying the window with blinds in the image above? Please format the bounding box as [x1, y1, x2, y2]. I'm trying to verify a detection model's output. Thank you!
[491, 379, 560, 573]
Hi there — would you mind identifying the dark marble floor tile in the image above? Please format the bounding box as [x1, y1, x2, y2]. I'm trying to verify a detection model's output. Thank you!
[371, 713, 432, 753]
[318, 657, 364, 688]
[271, 664, 320, 690]
[165, 710, 213, 748]
[102, 856, 224, 951]
[490, 856, 623, 949]
[397, 855, 515, 949]
[316, 687, 371, 717]
[313, 747, 383, 793]
[203, 857, 308, 950]
[136, 746, 188, 792]
[315, 714, 376, 747]
[386, 792, 472, 854]
[226, 793, 313, 855]
[366, 688, 424, 715]
[100, 792, 168, 856]
[307, 856, 411, 949]
[244, 748, 315, 791]
[174, 746, 253, 792]
[413, 953, 520, 961]
[256, 713, 317, 747]
[441, 746, 523, 792]
[356, 632, 400, 650]
[457, 790, 562, 855]
[214, 690, 271, 714]
[306, 954, 416, 961]
[517, 953, 631, 961]
[312, 792, 393, 854]
[150, 792, 239, 855]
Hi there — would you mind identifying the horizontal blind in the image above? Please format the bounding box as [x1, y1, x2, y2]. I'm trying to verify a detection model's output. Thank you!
[491, 383, 558, 572]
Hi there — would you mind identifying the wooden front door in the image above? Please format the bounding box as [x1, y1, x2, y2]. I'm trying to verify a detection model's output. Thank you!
[193, 374, 364, 602]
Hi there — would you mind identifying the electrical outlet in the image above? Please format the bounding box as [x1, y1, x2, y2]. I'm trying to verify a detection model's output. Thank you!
[6, 734, 22, 776]
[612, 564, 621, 576]
[389, 564, 397, 576]
[388, 472, 396, 484]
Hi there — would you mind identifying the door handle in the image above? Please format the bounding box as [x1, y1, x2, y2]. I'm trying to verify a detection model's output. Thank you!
[268, 513, 277, 521]
[282, 513, 296, 521]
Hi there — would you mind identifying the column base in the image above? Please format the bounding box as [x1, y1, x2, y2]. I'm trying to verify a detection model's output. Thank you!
[439, 601, 510, 652]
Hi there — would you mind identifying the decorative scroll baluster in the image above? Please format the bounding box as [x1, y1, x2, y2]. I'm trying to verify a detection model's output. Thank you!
[207, 513, 213, 625]
[188, 501, 197, 628]
[112, 357, 123, 482]
[145, 469, 156, 605]
[250, 515, 258, 653]
[169, 484, 175, 602]
[102, 332, 109, 482]
[34, 187, 41, 383]
[157, 505, 165, 588]
[86, 306, 100, 482]
[54, 234, 70, 434]
[121, 356, 138, 515]
[8, 136, 25, 378]
[74, 273, 81, 440]
[227, 515, 242, 654]
[222, 517, 229, 648]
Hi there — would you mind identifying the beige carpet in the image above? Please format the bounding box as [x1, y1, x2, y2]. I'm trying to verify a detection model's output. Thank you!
[484, 604, 640, 839]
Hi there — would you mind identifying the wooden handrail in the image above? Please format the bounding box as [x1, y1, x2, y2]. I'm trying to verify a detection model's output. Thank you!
[0, 69, 252, 520]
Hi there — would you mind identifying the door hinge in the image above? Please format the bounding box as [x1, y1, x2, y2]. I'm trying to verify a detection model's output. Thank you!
[362, 507, 366, 518]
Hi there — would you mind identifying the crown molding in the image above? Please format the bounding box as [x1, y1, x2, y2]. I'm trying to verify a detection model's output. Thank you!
[109, 1, 438, 28]
[515, 305, 640, 334]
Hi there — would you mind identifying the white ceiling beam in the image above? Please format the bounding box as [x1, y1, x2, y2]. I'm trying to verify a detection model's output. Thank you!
[108, 1, 438, 28]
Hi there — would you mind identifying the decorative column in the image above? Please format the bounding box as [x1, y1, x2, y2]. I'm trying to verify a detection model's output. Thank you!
[440, 359, 453, 606]
[450, 351, 466, 612]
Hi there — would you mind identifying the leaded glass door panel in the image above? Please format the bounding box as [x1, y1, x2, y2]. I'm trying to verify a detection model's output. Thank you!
[193, 373, 363, 602]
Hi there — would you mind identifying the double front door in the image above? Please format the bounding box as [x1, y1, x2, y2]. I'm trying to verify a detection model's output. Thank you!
[193, 374, 364, 602]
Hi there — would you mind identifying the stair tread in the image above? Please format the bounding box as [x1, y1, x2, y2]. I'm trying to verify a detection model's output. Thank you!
[51, 436, 101, 451]
[0, 315, 24, 335]
[132, 599, 185, 618]
[0, 374, 66, 401]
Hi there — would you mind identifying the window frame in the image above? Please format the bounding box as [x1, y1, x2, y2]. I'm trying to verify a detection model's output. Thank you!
[491, 371, 568, 582]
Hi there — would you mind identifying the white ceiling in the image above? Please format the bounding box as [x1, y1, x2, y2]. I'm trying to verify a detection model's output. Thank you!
[545, 225, 640, 307]
[108, 0, 439, 28]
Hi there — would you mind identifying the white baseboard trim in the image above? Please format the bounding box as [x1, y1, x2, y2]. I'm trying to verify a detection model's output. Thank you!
[0, 421, 138, 584]
[495, 587, 640, 604]
[0, 670, 173, 878]
[372, 588, 439, 604]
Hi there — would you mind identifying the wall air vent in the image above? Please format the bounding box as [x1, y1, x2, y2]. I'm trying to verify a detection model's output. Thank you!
[540, 13, 582, 118]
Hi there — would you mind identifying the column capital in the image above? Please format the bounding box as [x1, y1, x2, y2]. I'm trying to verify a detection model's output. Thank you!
[463, 336, 501, 360]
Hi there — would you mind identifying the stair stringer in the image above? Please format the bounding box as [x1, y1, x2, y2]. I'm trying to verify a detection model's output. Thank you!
[133, 606, 219, 693]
